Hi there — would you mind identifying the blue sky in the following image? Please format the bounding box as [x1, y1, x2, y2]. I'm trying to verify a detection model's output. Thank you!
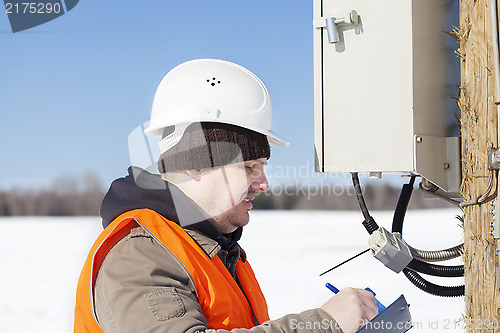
[0, 0, 398, 190]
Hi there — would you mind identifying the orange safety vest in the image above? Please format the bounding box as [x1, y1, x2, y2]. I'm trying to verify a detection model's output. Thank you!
[74, 208, 269, 332]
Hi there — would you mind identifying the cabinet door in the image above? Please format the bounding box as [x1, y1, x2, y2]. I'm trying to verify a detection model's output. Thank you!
[313, 0, 456, 180]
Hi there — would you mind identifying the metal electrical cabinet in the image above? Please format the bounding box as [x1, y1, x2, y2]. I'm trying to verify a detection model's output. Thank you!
[313, 0, 460, 193]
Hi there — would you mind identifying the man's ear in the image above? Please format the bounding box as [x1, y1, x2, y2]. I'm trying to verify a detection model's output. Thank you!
[185, 169, 203, 182]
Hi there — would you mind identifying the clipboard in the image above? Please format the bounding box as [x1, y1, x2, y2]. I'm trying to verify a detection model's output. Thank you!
[357, 295, 412, 332]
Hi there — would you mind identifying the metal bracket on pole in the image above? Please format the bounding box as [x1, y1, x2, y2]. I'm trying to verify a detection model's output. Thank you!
[488, 148, 500, 240]
[491, 199, 500, 239]
[488, 148, 500, 170]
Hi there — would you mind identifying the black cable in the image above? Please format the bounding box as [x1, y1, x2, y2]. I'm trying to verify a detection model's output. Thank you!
[352, 173, 379, 234]
[351, 173, 464, 295]
[392, 177, 465, 296]
[406, 260, 464, 277]
[392, 176, 463, 276]
[392, 176, 415, 234]
[403, 268, 464, 297]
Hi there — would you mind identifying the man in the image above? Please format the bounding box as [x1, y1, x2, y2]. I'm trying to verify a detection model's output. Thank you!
[74, 59, 377, 333]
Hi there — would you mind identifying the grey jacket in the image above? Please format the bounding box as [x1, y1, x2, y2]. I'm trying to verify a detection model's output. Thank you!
[95, 226, 340, 333]
[95, 168, 341, 333]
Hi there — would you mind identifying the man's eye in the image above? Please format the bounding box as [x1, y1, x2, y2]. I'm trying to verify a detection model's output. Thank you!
[245, 166, 254, 172]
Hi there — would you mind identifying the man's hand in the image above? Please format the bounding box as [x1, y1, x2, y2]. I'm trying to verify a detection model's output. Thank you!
[320, 287, 378, 333]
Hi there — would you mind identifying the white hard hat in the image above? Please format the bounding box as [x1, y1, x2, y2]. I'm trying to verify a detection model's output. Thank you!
[144, 59, 289, 154]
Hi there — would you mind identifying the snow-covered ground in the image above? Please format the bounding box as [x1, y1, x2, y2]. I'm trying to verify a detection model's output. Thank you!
[0, 209, 465, 332]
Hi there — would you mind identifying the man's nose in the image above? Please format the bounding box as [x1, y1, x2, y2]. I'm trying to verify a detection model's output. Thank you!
[250, 174, 269, 192]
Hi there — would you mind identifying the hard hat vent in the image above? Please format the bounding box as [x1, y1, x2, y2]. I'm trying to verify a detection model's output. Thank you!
[206, 77, 221, 87]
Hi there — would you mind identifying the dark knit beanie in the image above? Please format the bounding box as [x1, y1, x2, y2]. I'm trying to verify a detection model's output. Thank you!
[158, 122, 270, 173]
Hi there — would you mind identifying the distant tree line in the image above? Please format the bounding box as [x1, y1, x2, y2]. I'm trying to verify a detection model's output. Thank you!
[252, 183, 452, 211]
[0, 173, 104, 216]
[0, 173, 453, 216]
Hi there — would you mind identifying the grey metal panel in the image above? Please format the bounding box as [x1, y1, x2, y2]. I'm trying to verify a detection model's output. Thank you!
[313, 0, 461, 191]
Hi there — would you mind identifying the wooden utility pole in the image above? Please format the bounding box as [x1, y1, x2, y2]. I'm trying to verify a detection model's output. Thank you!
[459, 0, 500, 331]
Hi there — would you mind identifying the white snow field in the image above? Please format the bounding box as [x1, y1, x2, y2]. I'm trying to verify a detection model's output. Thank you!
[0, 209, 465, 332]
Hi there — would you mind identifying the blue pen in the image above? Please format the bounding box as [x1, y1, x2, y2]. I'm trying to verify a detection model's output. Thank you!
[325, 282, 340, 294]
[325, 283, 386, 314]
